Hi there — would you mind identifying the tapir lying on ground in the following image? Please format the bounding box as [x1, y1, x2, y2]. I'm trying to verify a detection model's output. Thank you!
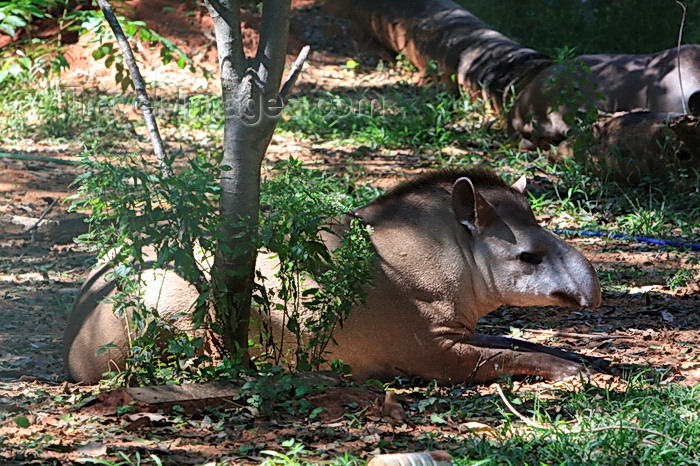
[64, 167, 608, 385]
[509, 44, 700, 148]
[557, 110, 700, 182]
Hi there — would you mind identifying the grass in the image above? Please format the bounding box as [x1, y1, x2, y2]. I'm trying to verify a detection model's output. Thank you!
[462, 381, 700, 465]
[276, 84, 498, 155]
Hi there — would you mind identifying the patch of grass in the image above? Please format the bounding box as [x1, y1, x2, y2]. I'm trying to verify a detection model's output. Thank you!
[0, 84, 135, 144]
[451, 381, 699, 465]
[277, 84, 501, 155]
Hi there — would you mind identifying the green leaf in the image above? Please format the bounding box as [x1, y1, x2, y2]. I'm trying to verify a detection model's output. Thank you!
[92, 48, 105, 60]
[14, 416, 31, 428]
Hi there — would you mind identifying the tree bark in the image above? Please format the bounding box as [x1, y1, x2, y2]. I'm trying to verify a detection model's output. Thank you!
[205, 0, 293, 359]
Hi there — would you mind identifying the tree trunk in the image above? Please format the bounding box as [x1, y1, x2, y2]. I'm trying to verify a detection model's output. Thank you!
[205, 0, 291, 359]
[337, 0, 551, 110]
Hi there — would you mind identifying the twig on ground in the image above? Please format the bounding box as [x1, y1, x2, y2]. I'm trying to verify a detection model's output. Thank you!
[13, 198, 58, 258]
[21, 198, 58, 235]
[0, 198, 59, 241]
[495, 384, 548, 429]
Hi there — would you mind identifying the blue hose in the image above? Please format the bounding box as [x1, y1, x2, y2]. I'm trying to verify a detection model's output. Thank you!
[554, 229, 700, 252]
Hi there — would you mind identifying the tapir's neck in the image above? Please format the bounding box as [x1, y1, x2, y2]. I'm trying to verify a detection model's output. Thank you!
[354, 190, 500, 330]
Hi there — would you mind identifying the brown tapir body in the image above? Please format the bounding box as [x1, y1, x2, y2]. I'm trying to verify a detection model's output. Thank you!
[509, 45, 700, 148]
[64, 167, 606, 385]
[561, 111, 700, 182]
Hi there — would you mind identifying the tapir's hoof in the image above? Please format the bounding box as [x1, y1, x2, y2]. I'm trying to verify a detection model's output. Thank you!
[582, 355, 611, 373]
[548, 356, 610, 381]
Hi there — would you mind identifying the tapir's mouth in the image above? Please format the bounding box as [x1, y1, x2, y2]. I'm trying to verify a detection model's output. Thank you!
[551, 291, 583, 308]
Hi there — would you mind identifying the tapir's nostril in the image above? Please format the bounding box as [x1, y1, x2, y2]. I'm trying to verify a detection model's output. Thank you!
[563, 288, 602, 309]
[551, 291, 583, 308]
[551, 290, 601, 309]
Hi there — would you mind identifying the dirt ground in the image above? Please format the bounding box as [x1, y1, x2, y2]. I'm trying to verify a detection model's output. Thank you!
[1, 1, 699, 464]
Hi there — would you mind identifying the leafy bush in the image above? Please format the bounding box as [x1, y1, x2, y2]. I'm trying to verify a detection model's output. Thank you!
[0, 1, 205, 86]
[71, 153, 377, 386]
[0, 0, 56, 37]
[254, 158, 377, 372]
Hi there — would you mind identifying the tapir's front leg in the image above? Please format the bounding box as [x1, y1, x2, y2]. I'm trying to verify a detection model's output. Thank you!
[429, 334, 610, 384]
[470, 333, 611, 372]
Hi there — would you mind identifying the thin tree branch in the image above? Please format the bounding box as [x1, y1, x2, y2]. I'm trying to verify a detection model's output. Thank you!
[205, 0, 247, 81]
[96, 0, 209, 295]
[257, 0, 291, 97]
[95, 0, 171, 178]
[279, 44, 310, 102]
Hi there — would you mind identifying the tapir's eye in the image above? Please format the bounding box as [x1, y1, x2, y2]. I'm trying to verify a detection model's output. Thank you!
[518, 252, 543, 265]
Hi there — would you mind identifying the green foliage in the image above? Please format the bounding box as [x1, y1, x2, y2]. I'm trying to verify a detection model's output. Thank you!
[459, 0, 700, 55]
[0, 1, 206, 86]
[66, 7, 202, 91]
[0, 0, 55, 37]
[255, 158, 376, 372]
[450, 380, 700, 465]
[0, 40, 68, 84]
[262, 439, 313, 465]
[547, 48, 601, 131]
[70, 151, 376, 385]
[0, 0, 70, 84]
[70, 147, 221, 386]
[13, 416, 30, 428]
[667, 261, 698, 290]
[78, 451, 164, 466]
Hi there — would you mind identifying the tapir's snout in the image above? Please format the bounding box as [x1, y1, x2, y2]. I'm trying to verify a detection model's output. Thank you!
[548, 240, 602, 310]
[577, 257, 602, 309]
[553, 286, 601, 309]
[562, 259, 602, 309]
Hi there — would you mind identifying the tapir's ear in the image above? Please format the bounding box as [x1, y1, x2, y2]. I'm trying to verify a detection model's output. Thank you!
[511, 175, 527, 193]
[452, 177, 497, 233]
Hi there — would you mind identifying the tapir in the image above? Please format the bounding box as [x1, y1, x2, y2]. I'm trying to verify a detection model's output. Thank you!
[64, 167, 607, 385]
[509, 44, 700, 148]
